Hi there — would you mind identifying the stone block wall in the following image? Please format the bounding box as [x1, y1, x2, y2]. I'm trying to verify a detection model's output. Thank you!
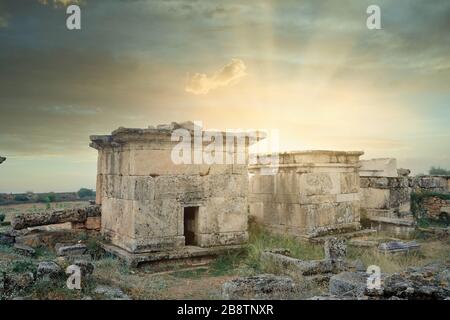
[359, 161, 449, 220]
[248, 151, 363, 238]
[410, 176, 449, 194]
[359, 176, 411, 219]
[421, 196, 450, 221]
[91, 124, 260, 253]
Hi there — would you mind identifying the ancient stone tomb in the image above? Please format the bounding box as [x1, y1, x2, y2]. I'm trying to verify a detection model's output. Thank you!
[90, 123, 261, 253]
[248, 151, 363, 238]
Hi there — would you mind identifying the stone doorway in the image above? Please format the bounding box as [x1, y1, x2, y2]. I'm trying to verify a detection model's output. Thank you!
[184, 206, 199, 246]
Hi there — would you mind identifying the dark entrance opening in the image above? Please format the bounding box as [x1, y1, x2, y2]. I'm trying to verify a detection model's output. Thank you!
[184, 206, 199, 246]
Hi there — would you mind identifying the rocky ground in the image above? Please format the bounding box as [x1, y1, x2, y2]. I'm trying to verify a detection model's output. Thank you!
[0, 204, 449, 300]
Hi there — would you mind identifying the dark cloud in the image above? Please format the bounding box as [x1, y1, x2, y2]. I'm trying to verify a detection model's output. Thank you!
[0, 0, 449, 191]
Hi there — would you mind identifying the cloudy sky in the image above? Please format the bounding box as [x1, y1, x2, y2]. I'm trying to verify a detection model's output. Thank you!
[0, 0, 449, 192]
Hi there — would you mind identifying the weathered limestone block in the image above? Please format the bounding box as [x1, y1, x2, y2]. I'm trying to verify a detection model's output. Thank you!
[360, 177, 370, 189]
[336, 202, 359, 225]
[397, 168, 411, 177]
[37, 261, 63, 280]
[360, 188, 389, 209]
[324, 237, 347, 260]
[249, 174, 274, 194]
[12, 205, 101, 230]
[370, 177, 389, 189]
[249, 202, 264, 223]
[359, 158, 398, 177]
[261, 251, 336, 276]
[300, 173, 336, 196]
[222, 274, 296, 300]
[388, 177, 409, 188]
[381, 263, 450, 299]
[389, 188, 411, 212]
[274, 171, 302, 195]
[203, 173, 248, 198]
[336, 193, 359, 203]
[329, 272, 368, 297]
[13, 243, 36, 256]
[92, 124, 258, 253]
[216, 197, 248, 233]
[249, 151, 363, 238]
[285, 204, 308, 228]
[134, 199, 180, 239]
[56, 243, 88, 256]
[410, 176, 448, 193]
[84, 216, 101, 230]
[94, 285, 131, 300]
[196, 231, 248, 247]
[340, 172, 359, 194]
[14, 230, 81, 248]
[101, 198, 135, 250]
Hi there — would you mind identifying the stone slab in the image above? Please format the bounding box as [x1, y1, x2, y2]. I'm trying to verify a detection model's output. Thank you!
[101, 243, 245, 267]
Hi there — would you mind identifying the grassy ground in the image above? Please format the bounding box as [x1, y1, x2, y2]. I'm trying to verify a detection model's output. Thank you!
[1, 221, 449, 300]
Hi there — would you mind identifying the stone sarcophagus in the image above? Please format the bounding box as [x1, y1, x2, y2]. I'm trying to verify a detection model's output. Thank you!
[90, 122, 263, 253]
[248, 150, 363, 238]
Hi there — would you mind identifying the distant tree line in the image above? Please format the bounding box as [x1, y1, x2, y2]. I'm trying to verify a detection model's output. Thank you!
[0, 188, 95, 205]
[429, 166, 450, 176]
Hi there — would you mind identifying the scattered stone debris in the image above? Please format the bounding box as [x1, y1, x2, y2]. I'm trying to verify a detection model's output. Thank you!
[378, 241, 420, 254]
[325, 262, 450, 300]
[37, 261, 63, 280]
[308, 294, 367, 300]
[374, 263, 450, 299]
[222, 274, 296, 300]
[94, 285, 131, 300]
[56, 243, 88, 257]
[13, 243, 36, 256]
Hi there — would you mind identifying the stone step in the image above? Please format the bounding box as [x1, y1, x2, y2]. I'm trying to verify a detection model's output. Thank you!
[309, 229, 377, 244]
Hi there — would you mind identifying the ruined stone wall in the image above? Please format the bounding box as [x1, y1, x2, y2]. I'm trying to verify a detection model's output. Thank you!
[91, 125, 258, 253]
[359, 165, 449, 220]
[410, 176, 449, 194]
[421, 196, 450, 220]
[248, 151, 363, 238]
[359, 176, 411, 219]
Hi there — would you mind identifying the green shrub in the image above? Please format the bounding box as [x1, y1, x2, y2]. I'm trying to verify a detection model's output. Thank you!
[10, 259, 36, 273]
[77, 188, 95, 198]
[86, 236, 106, 260]
[429, 166, 450, 175]
[13, 194, 29, 202]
